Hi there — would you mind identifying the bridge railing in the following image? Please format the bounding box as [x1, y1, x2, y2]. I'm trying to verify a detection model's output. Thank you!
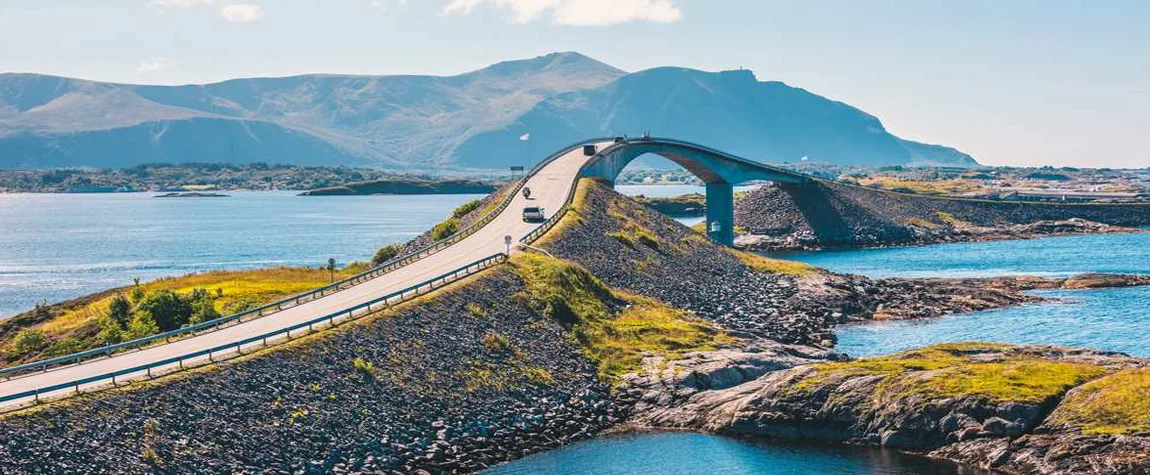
[0, 253, 508, 407]
[593, 137, 809, 181]
[0, 138, 611, 380]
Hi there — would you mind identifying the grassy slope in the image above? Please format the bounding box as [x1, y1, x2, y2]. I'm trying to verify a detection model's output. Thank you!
[510, 253, 735, 381]
[0, 265, 367, 366]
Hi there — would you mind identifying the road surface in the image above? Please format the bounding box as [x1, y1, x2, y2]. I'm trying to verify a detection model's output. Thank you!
[0, 141, 609, 408]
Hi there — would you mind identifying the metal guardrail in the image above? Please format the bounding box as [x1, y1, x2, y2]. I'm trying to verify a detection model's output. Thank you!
[0, 253, 508, 406]
[0, 137, 613, 394]
[0, 190, 518, 380]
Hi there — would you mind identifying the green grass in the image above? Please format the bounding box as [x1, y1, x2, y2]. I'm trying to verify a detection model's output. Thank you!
[730, 249, 818, 276]
[452, 199, 484, 219]
[430, 218, 460, 240]
[791, 343, 1108, 404]
[587, 291, 736, 380]
[1047, 368, 1150, 435]
[905, 217, 940, 229]
[510, 253, 734, 381]
[0, 265, 369, 366]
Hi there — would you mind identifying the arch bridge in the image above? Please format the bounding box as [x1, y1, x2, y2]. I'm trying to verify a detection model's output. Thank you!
[579, 137, 811, 245]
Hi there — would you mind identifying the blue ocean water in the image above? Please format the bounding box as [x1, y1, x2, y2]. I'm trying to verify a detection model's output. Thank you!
[482, 432, 982, 475]
[0, 191, 483, 319]
[773, 233, 1150, 358]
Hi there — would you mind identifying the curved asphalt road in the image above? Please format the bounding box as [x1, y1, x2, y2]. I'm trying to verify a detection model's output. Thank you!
[0, 141, 609, 408]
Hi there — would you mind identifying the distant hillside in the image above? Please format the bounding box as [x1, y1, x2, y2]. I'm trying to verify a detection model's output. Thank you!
[456, 68, 975, 168]
[0, 53, 624, 169]
[0, 53, 976, 169]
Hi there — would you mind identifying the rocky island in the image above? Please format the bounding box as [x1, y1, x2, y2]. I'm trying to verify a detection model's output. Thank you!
[639, 179, 1150, 251]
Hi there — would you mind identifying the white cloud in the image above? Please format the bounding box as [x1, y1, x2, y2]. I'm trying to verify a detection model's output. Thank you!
[137, 56, 175, 73]
[443, 0, 682, 26]
[220, 3, 265, 22]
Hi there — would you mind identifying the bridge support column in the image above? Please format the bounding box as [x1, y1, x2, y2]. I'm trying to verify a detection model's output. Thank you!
[705, 182, 734, 246]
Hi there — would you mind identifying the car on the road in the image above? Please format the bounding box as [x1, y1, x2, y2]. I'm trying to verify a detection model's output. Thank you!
[522, 206, 545, 222]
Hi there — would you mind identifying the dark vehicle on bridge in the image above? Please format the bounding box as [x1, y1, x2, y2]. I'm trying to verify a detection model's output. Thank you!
[582, 144, 597, 156]
[522, 206, 546, 222]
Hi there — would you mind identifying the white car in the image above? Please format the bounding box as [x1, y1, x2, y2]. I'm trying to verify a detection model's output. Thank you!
[522, 206, 545, 222]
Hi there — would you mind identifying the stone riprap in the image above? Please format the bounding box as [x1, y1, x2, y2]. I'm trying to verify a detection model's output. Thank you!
[0, 271, 622, 474]
[734, 180, 1150, 251]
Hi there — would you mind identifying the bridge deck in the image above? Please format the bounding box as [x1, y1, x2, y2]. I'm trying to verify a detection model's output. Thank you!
[0, 137, 807, 408]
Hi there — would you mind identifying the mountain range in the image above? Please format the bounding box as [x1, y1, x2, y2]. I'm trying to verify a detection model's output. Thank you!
[0, 52, 975, 170]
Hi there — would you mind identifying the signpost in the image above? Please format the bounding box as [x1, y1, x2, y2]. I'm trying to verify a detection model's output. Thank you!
[504, 235, 512, 254]
[510, 166, 524, 180]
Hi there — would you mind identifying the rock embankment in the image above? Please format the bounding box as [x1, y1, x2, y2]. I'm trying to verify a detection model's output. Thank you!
[622, 343, 1150, 475]
[541, 180, 1147, 347]
[0, 270, 624, 474]
[735, 180, 1150, 251]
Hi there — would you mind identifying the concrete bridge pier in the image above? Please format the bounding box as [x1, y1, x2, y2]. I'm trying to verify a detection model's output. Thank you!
[705, 182, 734, 246]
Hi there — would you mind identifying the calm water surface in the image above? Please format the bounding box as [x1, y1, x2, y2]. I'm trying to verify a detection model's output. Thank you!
[482, 432, 984, 475]
[5, 186, 1145, 474]
[773, 233, 1150, 358]
[0, 191, 482, 318]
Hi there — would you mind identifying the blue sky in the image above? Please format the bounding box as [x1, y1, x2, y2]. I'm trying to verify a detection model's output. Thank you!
[1, 0, 1147, 168]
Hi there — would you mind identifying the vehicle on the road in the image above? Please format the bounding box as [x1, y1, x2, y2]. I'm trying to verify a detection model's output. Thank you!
[522, 206, 545, 222]
[522, 186, 532, 199]
[582, 144, 597, 156]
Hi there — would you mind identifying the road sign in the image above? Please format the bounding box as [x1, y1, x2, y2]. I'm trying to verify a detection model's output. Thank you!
[504, 235, 512, 253]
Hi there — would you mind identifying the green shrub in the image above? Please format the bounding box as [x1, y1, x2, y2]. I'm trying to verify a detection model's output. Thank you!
[481, 332, 512, 352]
[430, 218, 460, 241]
[188, 288, 220, 325]
[127, 311, 161, 339]
[136, 290, 193, 331]
[523, 367, 554, 386]
[371, 243, 403, 266]
[108, 293, 132, 327]
[465, 302, 487, 318]
[452, 199, 484, 219]
[97, 315, 125, 344]
[351, 357, 377, 380]
[45, 337, 84, 357]
[13, 329, 47, 354]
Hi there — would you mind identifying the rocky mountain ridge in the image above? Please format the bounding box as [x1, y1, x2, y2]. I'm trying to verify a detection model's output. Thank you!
[1, 53, 974, 170]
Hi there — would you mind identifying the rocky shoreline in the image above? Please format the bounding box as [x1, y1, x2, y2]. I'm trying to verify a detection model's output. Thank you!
[619, 343, 1150, 475]
[1, 180, 1146, 474]
[732, 180, 1150, 252]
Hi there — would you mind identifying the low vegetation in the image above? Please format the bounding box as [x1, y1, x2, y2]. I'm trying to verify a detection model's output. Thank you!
[0, 265, 367, 367]
[371, 243, 404, 266]
[430, 218, 461, 241]
[857, 176, 987, 196]
[730, 249, 817, 276]
[1047, 368, 1150, 435]
[511, 253, 734, 381]
[792, 343, 1108, 404]
[452, 199, 484, 219]
[0, 163, 423, 193]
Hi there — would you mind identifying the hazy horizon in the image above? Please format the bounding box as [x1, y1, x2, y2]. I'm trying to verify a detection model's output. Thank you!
[2, 0, 1147, 168]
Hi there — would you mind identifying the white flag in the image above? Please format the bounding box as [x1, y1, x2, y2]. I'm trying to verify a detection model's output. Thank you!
[519, 133, 530, 141]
